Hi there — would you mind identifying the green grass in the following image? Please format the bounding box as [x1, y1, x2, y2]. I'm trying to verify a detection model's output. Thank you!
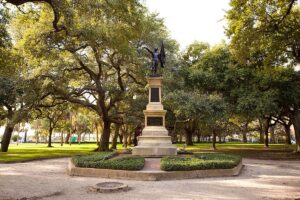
[160, 153, 241, 171]
[1, 142, 299, 163]
[0, 143, 97, 163]
[72, 152, 145, 171]
[176, 142, 295, 150]
[176, 143, 300, 160]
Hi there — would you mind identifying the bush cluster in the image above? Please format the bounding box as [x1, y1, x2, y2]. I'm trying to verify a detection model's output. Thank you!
[72, 152, 145, 171]
[161, 153, 241, 171]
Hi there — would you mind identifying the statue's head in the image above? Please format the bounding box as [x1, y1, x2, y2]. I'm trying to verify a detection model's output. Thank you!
[154, 48, 158, 52]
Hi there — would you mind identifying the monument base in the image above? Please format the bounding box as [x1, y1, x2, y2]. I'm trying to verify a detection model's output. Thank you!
[132, 145, 177, 157]
[132, 127, 177, 156]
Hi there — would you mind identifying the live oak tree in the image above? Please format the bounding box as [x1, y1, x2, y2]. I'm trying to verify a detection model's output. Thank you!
[166, 90, 228, 149]
[164, 43, 230, 148]
[179, 41, 290, 148]
[226, 0, 300, 151]
[10, 0, 172, 151]
[38, 103, 68, 147]
[0, 73, 43, 152]
[0, 7, 44, 151]
[226, 0, 300, 66]
[73, 109, 94, 144]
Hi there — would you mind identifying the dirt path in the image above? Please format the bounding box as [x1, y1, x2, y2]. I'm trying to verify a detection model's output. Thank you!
[0, 158, 300, 200]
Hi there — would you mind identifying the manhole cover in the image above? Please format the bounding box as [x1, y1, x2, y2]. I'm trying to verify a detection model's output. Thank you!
[88, 182, 130, 193]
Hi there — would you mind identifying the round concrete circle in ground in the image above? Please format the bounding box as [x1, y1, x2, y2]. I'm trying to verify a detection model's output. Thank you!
[88, 182, 130, 193]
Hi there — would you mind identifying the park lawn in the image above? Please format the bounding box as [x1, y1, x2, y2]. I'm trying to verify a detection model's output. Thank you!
[176, 143, 300, 160]
[176, 142, 294, 150]
[0, 143, 99, 163]
[1, 142, 299, 163]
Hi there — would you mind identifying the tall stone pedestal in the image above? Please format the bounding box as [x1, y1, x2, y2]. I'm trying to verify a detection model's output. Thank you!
[132, 76, 177, 157]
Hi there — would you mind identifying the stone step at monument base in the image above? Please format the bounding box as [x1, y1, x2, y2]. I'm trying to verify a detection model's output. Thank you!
[132, 146, 177, 157]
[142, 127, 169, 136]
[137, 136, 173, 146]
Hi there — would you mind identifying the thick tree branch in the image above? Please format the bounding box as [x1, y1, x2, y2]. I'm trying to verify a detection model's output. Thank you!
[279, 0, 296, 24]
[127, 73, 145, 86]
[5, 0, 64, 32]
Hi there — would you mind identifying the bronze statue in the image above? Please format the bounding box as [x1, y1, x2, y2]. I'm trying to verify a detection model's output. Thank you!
[143, 42, 166, 76]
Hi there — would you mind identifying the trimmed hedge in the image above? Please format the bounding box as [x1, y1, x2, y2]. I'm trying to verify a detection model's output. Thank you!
[161, 153, 241, 171]
[72, 152, 145, 171]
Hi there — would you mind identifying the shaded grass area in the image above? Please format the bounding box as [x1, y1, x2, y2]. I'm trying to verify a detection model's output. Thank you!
[175, 142, 294, 150]
[0, 143, 97, 163]
[72, 152, 145, 171]
[176, 143, 300, 160]
[161, 153, 241, 171]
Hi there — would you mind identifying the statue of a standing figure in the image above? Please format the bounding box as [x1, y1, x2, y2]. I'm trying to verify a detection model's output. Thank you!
[143, 42, 166, 76]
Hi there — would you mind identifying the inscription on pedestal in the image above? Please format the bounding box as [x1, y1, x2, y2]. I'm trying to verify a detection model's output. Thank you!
[147, 117, 163, 126]
[150, 88, 160, 102]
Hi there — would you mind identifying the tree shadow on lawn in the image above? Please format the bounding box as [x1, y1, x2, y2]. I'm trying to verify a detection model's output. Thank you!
[187, 148, 300, 160]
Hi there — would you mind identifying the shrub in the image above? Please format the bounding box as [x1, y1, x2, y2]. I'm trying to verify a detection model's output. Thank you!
[161, 153, 241, 171]
[72, 152, 116, 165]
[72, 152, 145, 171]
[177, 150, 194, 155]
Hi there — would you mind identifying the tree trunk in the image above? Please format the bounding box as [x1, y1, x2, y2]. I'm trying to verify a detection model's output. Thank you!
[259, 119, 264, 144]
[218, 136, 222, 144]
[270, 126, 275, 144]
[185, 129, 193, 146]
[242, 123, 248, 143]
[196, 131, 201, 143]
[95, 123, 99, 145]
[173, 122, 178, 143]
[111, 124, 120, 150]
[133, 125, 142, 146]
[259, 131, 264, 144]
[123, 131, 128, 148]
[264, 118, 270, 148]
[128, 131, 132, 146]
[65, 133, 70, 144]
[48, 127, 53, 147]
[1, 123, 15, 152]
[36, 134, 39, 144]
[242, 132, 247, 143]
[292, 107, 300, 152]
[78, 133, 81, 144]
[81, 133, 86, 142]
[169, 126, 177, 143]
[212, 129, 217, 150]
[179, 132, 183, 143]
[17, 132, 20, 146]
[293, 122, 300, 152]
[98, 120, 111, 151]
[24, 130, 27, 143]
[61, 132, 64, 146]
[119, 134, 123, 144]
[69, 132, 72, 146]
[284, 124, 292, 145]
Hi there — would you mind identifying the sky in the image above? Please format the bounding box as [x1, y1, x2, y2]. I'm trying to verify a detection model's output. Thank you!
[144, 0, 230, 50]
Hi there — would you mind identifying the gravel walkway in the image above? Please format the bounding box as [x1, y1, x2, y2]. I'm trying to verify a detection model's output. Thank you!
[0, 158, 300, 200]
